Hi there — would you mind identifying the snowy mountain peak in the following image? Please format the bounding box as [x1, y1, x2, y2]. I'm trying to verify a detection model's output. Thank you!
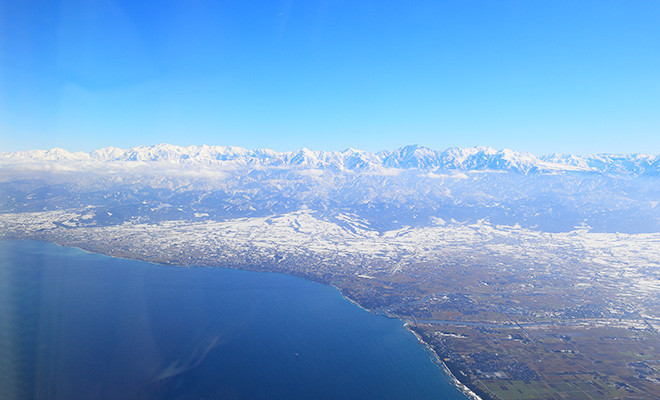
[2, 144, 660, 176]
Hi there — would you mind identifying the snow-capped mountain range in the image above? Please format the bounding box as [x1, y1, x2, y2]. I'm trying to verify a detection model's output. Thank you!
[2, 144, 660, 234]
[3, 143, 660, 175]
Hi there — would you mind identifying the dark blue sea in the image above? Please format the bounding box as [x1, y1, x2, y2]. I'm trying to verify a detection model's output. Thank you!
[0, 240, 467, 400]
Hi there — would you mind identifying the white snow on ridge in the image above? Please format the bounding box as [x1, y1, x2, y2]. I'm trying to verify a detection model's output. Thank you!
[3, 144, 659, 175]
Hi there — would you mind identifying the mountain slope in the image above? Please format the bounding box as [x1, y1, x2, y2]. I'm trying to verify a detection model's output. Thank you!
[4, 144, 659, 175]
[2, 144, 660, 234]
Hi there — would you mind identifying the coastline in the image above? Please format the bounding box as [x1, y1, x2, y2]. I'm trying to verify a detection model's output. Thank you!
[332, 284, 378, 315]
[331, 282, 480, 400]
[404, 322, 483, 400]
[2, 238, 479, 400]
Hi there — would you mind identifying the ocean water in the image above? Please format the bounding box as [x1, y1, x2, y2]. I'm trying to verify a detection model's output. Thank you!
[0, 240, 467, 400]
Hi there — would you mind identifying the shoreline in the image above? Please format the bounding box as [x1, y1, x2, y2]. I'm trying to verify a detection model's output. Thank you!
[404, 322, 483, 400]
[3, 238, 480, 400]
[330, 282, 481, 400]
[331, 284, 383, 316]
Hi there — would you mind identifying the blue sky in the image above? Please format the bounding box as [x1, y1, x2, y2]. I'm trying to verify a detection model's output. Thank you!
[1, 0, 659, 155]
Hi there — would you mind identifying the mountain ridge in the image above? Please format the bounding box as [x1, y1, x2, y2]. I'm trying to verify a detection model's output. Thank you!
[3, 144, 660, 176]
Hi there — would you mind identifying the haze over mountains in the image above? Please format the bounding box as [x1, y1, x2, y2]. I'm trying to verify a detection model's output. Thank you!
[2, 144, 660, 233]
[5, 143, 660, 175]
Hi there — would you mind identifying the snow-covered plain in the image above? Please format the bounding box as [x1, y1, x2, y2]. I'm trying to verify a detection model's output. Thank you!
[2, 208, 660, 304]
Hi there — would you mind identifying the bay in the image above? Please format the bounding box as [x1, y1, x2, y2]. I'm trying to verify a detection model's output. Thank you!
[0, 240, 467, 400]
